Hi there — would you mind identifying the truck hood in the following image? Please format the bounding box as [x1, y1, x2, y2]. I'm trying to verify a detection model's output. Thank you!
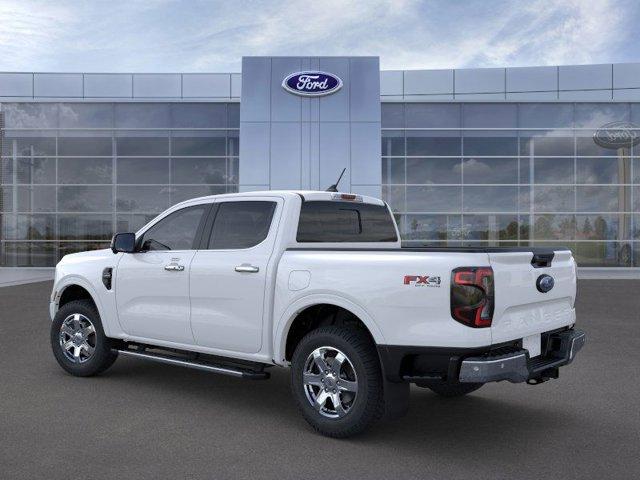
[58, 248, 114, 267]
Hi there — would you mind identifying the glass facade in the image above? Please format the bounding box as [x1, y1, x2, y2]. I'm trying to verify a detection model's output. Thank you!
[382, 103, 640, 267]
[1, 100, 638, 268]
[0, 102, 239, 266]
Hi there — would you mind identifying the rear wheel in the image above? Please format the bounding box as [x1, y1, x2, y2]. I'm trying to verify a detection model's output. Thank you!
[50, 299, 118, 377]
[291, 326, 383, 438]
[423, 382, 483, 397]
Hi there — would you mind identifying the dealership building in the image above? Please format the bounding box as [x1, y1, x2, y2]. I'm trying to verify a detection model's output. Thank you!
[0, 56, 639, 273]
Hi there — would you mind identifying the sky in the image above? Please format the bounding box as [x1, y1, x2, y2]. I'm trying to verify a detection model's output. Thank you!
[0, 0, 638, 73]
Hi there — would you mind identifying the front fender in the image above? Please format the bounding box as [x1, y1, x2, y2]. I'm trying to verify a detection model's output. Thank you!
[52, 274, 113, 336]
[273, 293, 387, 366]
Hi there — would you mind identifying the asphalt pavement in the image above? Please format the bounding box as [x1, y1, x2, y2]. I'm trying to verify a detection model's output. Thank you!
[1, 280, 639, 480]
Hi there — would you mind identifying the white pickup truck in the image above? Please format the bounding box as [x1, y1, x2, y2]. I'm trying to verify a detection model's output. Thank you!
[50, 190, 585, 437]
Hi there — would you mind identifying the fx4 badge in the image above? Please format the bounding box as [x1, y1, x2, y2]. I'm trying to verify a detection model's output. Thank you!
[404, 275, 441, 287]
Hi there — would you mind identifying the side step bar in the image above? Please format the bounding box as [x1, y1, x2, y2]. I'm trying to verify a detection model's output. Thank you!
[114, 348, 270, 380]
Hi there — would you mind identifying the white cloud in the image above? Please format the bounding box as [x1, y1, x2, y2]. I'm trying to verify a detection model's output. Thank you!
[0, 0, 635, 72]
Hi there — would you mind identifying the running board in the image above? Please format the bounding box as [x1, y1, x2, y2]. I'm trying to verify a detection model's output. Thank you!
[114, 348, 270, 380]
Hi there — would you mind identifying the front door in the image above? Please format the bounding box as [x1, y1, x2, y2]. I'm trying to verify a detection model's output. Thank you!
[190, 199, 280, 354]
[116, 204, 209, 344]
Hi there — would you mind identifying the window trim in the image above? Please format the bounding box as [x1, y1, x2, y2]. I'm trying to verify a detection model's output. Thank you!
[201, 198, 279, 251]
[136, 203, 212, 252]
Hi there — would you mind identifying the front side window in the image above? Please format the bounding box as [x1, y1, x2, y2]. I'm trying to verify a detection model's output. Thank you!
[141, 205, 207, 251]
[297, 201, 398, 242]
[208, 201, 276, 249]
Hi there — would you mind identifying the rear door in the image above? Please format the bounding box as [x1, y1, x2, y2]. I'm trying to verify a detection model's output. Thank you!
[189, 198, 281, 354]
[489, 249, 577, 346]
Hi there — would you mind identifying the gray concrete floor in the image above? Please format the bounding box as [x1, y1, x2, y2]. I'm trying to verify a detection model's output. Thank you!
[1, 280, 639, 480]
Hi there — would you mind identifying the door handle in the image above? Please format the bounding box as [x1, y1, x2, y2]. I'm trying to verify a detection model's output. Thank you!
[235, 264, 259, 273]
[164, 263, 185, 272]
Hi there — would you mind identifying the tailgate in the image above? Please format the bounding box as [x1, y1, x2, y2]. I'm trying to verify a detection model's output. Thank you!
[489, 249, 576, 344]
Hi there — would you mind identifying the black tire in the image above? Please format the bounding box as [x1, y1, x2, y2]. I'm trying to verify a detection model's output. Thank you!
[425, 382, 483, 397]
[50, 299, 118, 377]
[290, 326, 383, 438]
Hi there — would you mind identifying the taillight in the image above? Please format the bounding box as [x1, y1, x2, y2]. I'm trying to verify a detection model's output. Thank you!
[450, 267, 494, 328]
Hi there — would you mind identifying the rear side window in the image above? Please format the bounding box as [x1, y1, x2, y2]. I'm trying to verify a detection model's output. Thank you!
[208, 201, 276, 249]
[297, 201, 398, 242]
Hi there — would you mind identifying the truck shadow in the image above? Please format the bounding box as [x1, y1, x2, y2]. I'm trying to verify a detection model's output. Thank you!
[101, 356, 579, 453]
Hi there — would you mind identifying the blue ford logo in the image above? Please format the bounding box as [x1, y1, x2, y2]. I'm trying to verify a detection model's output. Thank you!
[282, 71, 343, 97]
[536, 274, 555, 293]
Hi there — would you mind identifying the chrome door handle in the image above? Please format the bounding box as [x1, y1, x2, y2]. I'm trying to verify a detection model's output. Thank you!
[235, 264, 259, 273]
[164, 263, 185, 272]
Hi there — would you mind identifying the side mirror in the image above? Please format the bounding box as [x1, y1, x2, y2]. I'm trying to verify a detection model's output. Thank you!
[111, 232, 137, 254]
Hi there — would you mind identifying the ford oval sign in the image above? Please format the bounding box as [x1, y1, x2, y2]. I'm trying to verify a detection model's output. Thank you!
[282, 71, 343, 97]
[536, 274, 555, 293]
[593, 121, 640, 149]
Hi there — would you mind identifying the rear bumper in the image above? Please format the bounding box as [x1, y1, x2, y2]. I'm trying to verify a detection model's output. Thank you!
[458, 329, 586, 383]
[377, 327, 585, 384]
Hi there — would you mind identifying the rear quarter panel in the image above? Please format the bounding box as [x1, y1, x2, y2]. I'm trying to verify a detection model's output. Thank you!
[273, 249, 493, 363]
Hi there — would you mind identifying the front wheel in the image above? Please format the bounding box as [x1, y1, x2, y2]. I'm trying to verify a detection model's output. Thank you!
[290, 326, 383, 438]
[50, 299, 118, 377]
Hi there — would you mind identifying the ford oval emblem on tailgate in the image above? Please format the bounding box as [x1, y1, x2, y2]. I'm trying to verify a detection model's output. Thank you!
[536, 274, 555, 293]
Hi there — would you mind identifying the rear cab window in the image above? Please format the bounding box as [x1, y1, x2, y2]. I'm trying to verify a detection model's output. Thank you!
[296, 201, 398, 243]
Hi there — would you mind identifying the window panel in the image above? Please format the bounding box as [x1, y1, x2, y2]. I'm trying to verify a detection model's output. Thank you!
[1, 186, 13, 211]
[58, 103, 113, 128]
[114, 104, 171, 128]
[116, 158, 170, 184]
[463, 104, 517, 128]
[406, 158, 461, 184]
[463, 186, 518, 213]
[116, 186, 170, 213]
[633, 158, 640, 183]
[4, 214, 55, 240]
[171, 158, 227, 184]
[228, 158, 238, 185]
[2, 136, 56, 156]
[406, 104, 460, 128]
[2, 103, 58, 128]
[58, 158, 112, 184]
[404, 214, 462, 241]
[533, 158, 574, 184]
[17, 186, 56, 212]
[170, 103, 227, 128]
[533, 214, 576, 240]
[58, 214, 113, 240]
[381, 103, 404, 128]
[1, 242, 56, 267]
[574, 242, 632, 267]
[533, 186, 575, 212]
[16, 157, 56, 184]
[518, 104, 574, 129]
[141, 205, 206, 251]
[381, 131, 404, 156]
[574, 103, 630, 128]
[463, 157, 517, 184]
[576, 186, 630, 212]
[519, 134, 574, 156]
[116, 136, 168, 156]
[58, 186, 112, 213]
[228, 103, 240, 127]
[227, 130, 239, 157]
[576, 135, 628, 156]
[382, 158, 405, 184]
[58, 137, 112, 156]
[462, 214, 519, 241]
[463, 136, 518, 156]
[576, 214, 629, 241]
[576, 157, 629, 184]
[406, 132, 461, 156]
[1, 158, 12, 184]
[406, 186, 461, 213]
[171, 135, 226, 156]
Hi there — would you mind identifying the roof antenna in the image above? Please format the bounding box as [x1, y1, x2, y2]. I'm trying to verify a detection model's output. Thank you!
[325, 168, 346, 192]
